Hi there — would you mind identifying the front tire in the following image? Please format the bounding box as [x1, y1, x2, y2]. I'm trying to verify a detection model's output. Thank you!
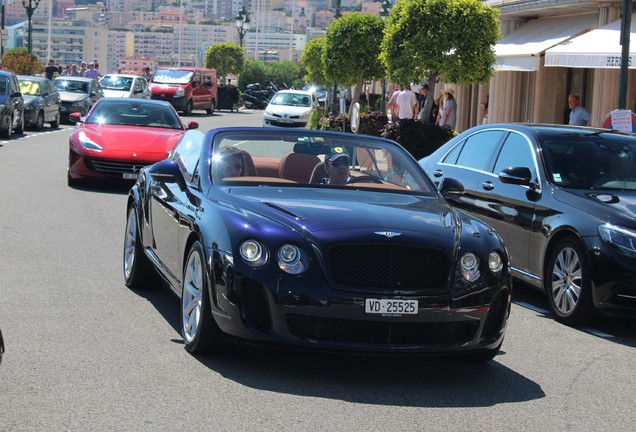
[183, 100, 193, 116]
[0, 115, 12, 138]
[206, 100, 215, 115]
[33, 111, 44, 130]
[545, 238, 595, 325]
[182, 241, 227, 354]
[50, 110, 60, 128]
[123, 205, 157, 288]
[15, 113, 24, 135]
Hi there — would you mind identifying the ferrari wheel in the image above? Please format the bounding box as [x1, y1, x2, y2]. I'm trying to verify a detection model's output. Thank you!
[182, 241, 227, 354]
[545, 238, 595, 325]
[123, 205, 157, 288]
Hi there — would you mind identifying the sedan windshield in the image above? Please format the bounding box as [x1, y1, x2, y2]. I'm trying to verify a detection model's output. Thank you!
[100, 76, 133, 91]
[54, 79, 89, 94]
[85, 100, 183, 129]
[542, 133, 636, 190]
[270, 93, 312, 107]
[210, 130, 433, 194]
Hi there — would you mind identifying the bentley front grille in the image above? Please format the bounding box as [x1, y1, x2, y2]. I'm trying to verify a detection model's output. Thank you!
[328, 244, 449, 292]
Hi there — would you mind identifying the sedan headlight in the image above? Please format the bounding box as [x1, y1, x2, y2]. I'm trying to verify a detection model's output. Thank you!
[598, 223, 636, 257]
[174, 88, 185, 98]
[460, 252, 481, 282]
[71, 99, 87, 108]
[264, 109, 273, 116]
[239, 239, 268, 267]
[78, 130, 102, 151]
[300, 110, 311, 119]
[277, 244, 309, 274]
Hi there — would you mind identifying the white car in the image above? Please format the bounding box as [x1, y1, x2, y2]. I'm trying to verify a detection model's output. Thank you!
[263, 89, 316, 128]
[99, 74, 151, 99]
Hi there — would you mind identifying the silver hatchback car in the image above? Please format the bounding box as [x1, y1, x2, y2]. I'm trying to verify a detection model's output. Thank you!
[99, 74, 151, 99]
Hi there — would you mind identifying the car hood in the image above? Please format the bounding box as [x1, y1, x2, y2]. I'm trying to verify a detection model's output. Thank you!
[265, 105, 312, 116]
[102, 89, 130, 98]
[554, 187, 636, 226]
[78, 125, 183, 160]
[59, 92, 88, 103]
[222, 186, 459, 238]
[23, 95, 42, 105]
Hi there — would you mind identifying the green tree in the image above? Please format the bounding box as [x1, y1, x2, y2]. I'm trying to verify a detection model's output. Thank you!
[204, 42, 245, 79]
[269, 60, 304, 89]
[1, 48, 43, 75]
[325, 13, 385, 110]
[237, 59, 268, 91]
[301, 37, 327, 85]
[381, 0, 500, 122]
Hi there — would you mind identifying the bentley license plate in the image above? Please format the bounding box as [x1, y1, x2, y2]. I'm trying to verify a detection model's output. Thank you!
[365, 299, 418, 315]
[123, 173, 138, 180]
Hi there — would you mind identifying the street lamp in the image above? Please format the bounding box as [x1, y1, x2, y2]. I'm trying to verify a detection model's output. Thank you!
[235, 6, 250, 49]
[379, 0, 393, 114]
[23, 0, 41, 54]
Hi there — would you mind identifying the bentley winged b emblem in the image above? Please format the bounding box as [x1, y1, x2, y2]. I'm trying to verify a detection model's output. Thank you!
[374, 231, 402, 238]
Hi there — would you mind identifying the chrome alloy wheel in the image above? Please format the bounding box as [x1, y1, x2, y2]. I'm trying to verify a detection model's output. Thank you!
[123, 210, 137, 281]
[550, 246, 582, 315]
[182, 249, 204, 344]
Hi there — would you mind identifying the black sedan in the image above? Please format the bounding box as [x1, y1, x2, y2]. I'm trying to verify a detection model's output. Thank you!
[18, 75, 61, 130]
[420, 123, 636, 325]
[124, 127, 512, 361]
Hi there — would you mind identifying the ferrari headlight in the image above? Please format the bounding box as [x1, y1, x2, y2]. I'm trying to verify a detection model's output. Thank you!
[599, 223, 636, 257]
[174, 88, 185, 98]
[277, 244, 309, 274]
[239, 240, 268, 267]
[488, 251, 504, 274]
[460, 252, 480, 282]
[78, 131, 102, 151]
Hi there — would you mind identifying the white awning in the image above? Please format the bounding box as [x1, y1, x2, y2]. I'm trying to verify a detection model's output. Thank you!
[495, 14, 598, 72]
[545, 14, 636, 69]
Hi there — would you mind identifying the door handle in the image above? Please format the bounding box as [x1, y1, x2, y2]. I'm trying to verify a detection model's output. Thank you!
[482, 181, 495, 191]
[433, 169, 443, 177]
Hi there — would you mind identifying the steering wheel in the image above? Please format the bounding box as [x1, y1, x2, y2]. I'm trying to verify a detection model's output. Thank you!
[345, 175, 383, 184]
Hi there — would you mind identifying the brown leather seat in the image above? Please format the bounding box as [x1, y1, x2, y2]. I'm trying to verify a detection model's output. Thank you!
[240, 150, 258, 176]
[279, 152, 320, 183]
[309, 162, 328, 184]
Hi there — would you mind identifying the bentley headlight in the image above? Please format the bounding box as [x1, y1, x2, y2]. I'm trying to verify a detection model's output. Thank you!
[277, 244, 309, 274]
[460, 252, 480, 282]
[488, 252, 504, 274]
[78, 131, 102, 151]
[598, 224, 636, 257]
[174, 88, 185, 98]
[239, 240, 268, 267]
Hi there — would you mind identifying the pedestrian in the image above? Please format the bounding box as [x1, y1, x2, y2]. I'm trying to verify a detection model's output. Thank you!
[141, 67, 152, 81]
[435, 94, 444, 125]
[387, 87, 401, 122]
[480, 94, 489, 124]
[70, 64, 80, 76]
[568, 93, 591, 126]
[80, 62, 87, 77]
[416, 84, 430, 122]
[395, 86, 418, 121]
[61, 64, 71, 76]
[439, 89, 457, 129]
[84, 63, 99, 79]
[44, 59, 58, 80]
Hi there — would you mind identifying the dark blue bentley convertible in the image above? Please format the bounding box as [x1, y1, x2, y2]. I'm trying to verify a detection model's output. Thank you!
[123, 127, 512, 361]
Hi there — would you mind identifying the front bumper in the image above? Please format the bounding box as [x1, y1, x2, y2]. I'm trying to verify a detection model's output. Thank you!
[263, 114, 309, 128]
[213, 273, 511, 354]
[68, 149, 150, 182]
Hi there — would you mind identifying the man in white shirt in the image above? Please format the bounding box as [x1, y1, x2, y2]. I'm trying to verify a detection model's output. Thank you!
[395, 88, 418, 121]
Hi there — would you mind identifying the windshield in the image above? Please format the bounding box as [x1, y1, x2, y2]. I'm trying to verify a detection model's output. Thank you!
[100, 76, 133, 91]
[19, 80, 41, 96]
[542, 133, 636, 190]
[151, 69, 193, 85]
[85, 100, 183, 130]
[210, 130, 433, 194]
[270, 92, 312, 107]
[54, 79, 88, 94]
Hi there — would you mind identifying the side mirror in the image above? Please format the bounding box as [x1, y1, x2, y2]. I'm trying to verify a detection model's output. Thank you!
[499, 167, 533, 186]
[69, 112, 82, 123]
[187, 121, 199, 130]
[438, 177, 465, 198]
[148, 160, 187, 189]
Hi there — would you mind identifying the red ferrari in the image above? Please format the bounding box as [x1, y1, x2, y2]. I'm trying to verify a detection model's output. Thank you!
[67, 98, 198, 186]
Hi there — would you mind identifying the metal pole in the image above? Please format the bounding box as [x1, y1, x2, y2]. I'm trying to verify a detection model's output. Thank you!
[1, 1, 5, 58]
[380, 79, 386, 113]
[618, 0, 632, 109]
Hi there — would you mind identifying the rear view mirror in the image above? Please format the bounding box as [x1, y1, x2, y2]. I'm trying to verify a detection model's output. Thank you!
[499, 167, 532, 186]
[69, 112, 82, 123]
[438, 177, 464, 198]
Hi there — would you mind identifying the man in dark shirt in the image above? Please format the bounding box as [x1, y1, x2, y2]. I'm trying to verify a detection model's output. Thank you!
[44, 59, 58, 80]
